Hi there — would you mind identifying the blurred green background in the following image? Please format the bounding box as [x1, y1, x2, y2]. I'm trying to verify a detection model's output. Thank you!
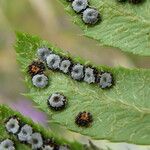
[0, 0, 150, 149]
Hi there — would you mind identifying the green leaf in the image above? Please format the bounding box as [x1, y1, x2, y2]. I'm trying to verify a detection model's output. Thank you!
[15, 32, 150, 145]
[0, 104, 84, 150]
[58, 0, 150, 56]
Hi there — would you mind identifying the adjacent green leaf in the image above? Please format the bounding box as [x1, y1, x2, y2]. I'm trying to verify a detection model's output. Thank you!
[0, 104, 84, 150]
[58, 0, 150, 56]
[15, 32, 150, 145]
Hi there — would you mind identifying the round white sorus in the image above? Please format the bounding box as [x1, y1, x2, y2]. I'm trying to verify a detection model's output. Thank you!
[82, 8, 99, 25]
[28, 132, 43, 149]
[72, 0, 88, 13]
[84, 67, 95, 84]
[43, 145, 54, 150]
[99, 72, 113, 89]
[46, 54, 61, 70]
[32, 74, 48, 88]
[37, 47, 51, 61]
[71, 64, 84, 80]
[5, 117, 20, 134]
[48, 93, 67, 111]
[0, 139, 15, 150]
[17, 124, 33, 142]
[59, 59, 71, 73]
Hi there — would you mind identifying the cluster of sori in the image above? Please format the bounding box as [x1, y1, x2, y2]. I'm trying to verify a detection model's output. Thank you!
[67, 0, 100, 25]
[117, 0, 144, 4]
[4, 116, 70, 150]
[28, 47, 114, 90]
[27, 47, 114, 128]
[47, 93, 93, 127]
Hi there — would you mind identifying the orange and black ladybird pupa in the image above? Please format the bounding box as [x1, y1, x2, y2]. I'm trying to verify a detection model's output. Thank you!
[28, 61, 45, 77]
[47, 93, 67, 111]
[75, 111, 93, 127]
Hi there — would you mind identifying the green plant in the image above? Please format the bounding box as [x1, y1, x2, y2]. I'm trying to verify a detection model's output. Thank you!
[1, 0, 150, 149]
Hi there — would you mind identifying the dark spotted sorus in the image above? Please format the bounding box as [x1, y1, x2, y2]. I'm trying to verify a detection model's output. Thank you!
[48, 93, 67, 111]
[28, 61, 45, 77]
[75, 111, 93, 127]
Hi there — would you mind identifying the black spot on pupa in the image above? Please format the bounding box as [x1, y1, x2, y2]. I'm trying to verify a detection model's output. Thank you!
[75, 111, 93, 127]
[47, 93, 67, 111]
[28, 61, 45, 77]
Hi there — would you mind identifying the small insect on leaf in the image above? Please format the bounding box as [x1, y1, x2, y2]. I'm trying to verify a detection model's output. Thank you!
[28, 61, 46, 77]
[47, 93, 67, 111]
[75, 111, 93, 127]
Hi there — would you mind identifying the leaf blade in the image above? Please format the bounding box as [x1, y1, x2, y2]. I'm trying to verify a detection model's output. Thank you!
[0, 104, 84, 150]
[58, 0, 150, 56]
[15, 32, 150, 145]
